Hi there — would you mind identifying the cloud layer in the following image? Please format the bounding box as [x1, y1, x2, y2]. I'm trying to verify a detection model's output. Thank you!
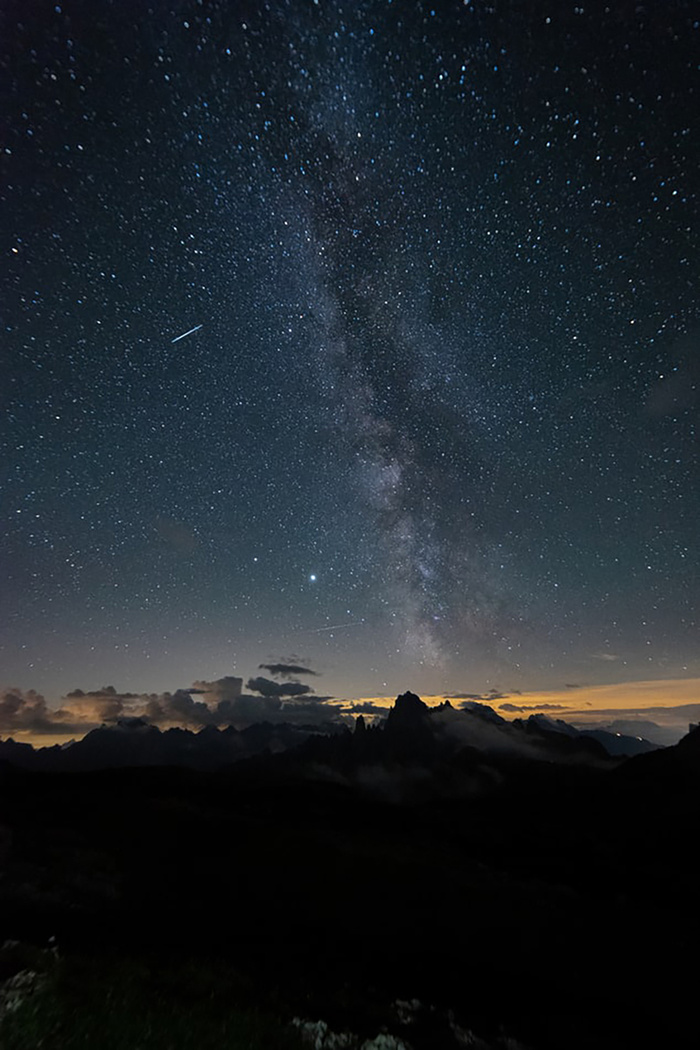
[0, 668, 337, 740]
[3, 674, 700, 745]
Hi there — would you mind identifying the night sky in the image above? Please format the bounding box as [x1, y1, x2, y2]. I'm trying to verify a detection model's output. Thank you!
[2, 0, 698, 708]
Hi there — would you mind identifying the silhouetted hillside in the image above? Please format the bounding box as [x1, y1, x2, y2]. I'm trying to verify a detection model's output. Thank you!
[2, 693, 697, 1049]
[0, 719, 345, 773]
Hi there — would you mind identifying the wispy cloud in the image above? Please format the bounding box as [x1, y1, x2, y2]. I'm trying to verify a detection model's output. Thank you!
[259, 662, 319, 679]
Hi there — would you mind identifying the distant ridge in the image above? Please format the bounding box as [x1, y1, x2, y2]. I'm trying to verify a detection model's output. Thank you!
[0, 692, 662, 775]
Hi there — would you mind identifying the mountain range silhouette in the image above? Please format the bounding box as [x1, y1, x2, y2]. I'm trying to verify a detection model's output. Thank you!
[0, 691, 662, 775]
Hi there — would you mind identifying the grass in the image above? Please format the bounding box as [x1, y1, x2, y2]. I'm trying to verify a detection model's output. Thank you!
[0, 953, 306, 1049]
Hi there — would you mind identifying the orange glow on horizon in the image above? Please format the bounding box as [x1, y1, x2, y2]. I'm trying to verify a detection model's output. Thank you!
[4, 676, 699, 747]
[352, 677, 700, 728]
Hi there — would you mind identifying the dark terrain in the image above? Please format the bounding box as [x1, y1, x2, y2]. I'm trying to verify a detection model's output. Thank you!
[1, 694, 697, 1049]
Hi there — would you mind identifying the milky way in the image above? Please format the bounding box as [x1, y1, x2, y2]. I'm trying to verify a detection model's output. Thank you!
[2, 1, 698, 701]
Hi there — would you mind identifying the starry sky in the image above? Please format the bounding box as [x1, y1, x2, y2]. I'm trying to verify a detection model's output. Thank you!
[2, 0, 699, 711]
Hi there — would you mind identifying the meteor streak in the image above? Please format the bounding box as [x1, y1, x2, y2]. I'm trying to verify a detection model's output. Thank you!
[310, 621, 365, 633]
[171, 323, 203, 343]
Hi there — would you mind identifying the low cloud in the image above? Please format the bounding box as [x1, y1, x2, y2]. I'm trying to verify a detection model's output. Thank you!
[190, 676, 243, 705]
[216, 694, 283, 723]
[66, 686, 140, 700]
[259, 662, 319, 679]
[246, 676, 313, 698]
[447, 688, 509, 702]
[0, 686, 144, 737]
[143, 690, 221, 727]
[1, 688, 63, 736]
[346, 701, 389, 718]
[432, 704, 543, 759]
[567, 702, 700, 728]
[500, 703, 569, 713]
[0, 671, 332, 741]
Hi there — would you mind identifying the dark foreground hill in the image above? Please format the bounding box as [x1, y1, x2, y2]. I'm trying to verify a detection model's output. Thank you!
[0, 693, 697, 1049]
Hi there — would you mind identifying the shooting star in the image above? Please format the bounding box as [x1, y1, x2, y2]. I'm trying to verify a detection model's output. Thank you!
[310, 621, 365, 633]
[171, 323, 203, 344]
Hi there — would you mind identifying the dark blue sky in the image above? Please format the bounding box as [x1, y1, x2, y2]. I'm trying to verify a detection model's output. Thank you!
[2, 0, 698, 703]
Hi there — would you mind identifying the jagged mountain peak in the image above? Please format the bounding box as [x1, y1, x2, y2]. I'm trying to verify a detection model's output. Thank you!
[385, 692, 432, 741]
[393, 691, 428, 715]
